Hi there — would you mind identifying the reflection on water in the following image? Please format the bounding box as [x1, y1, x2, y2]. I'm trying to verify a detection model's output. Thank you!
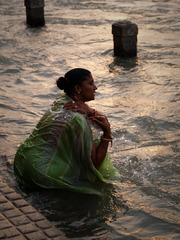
[0, 0, 180, 239]
[23, 186, 128, 239]
[109, 56, 139, 72]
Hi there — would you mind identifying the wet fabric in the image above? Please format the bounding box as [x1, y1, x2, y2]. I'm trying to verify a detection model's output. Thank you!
[14, 94, 119, 195]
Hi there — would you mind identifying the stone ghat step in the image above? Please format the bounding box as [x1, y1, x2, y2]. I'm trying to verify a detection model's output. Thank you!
[0, 177, 68, 240]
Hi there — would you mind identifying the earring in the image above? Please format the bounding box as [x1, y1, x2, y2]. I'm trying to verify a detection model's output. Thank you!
[77, 91, 81, 94]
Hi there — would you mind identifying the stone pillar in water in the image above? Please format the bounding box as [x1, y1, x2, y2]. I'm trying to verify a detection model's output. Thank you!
[112, 20, 138, 57]
[24, 0, 45, 27]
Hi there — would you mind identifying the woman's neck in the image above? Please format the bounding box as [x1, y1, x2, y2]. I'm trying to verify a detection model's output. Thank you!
[70, 93, 85, 102]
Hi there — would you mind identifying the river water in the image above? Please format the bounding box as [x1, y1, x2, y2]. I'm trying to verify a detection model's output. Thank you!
[0, 0, 180, 239]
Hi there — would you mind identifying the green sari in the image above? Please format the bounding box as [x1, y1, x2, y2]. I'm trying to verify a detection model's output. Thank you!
[14, 95, 119, 195]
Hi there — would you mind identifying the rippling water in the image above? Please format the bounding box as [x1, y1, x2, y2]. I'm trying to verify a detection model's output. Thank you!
[0, 0, 180, 239]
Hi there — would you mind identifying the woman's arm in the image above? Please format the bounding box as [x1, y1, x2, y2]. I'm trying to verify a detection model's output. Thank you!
[89, 114, 112, 169]
[91, 139, 110, 169]
[64, 101, 112, 169]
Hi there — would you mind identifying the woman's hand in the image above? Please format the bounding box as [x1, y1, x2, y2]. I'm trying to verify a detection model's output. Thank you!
[88, 114, 111, 137]
[63, 101, 95, 116]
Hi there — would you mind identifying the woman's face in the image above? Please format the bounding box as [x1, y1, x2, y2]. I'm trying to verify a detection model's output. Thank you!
[79, 74, 97, 102]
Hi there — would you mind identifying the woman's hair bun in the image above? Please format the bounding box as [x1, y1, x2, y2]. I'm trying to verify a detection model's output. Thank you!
[56, 68, 90, 94]
[56, 76, 66, 90]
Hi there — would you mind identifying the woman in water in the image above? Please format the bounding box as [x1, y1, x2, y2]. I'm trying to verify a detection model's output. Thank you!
[14, 68, 118, 195]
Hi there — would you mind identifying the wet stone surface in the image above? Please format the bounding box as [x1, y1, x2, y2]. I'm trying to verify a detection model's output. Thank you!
[0, 177, 68, 240]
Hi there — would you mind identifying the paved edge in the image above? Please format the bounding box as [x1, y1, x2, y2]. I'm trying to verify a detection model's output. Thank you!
[0, 177, 68, 240]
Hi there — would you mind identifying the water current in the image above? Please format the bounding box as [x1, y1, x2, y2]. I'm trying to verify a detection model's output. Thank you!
[0, 0, 180, 239]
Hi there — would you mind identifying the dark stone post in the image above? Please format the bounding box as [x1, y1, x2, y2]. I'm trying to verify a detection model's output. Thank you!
[112, 20, 138, 57]
[24, 0, 45, 27]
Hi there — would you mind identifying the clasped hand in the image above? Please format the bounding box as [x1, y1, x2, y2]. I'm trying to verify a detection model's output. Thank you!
[63, 101, 111, 136]
[63, 101, 94, 116]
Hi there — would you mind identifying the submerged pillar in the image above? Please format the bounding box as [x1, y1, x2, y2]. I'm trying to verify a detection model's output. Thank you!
[112, 20, 138, 57]
[24, 0, 45, 27]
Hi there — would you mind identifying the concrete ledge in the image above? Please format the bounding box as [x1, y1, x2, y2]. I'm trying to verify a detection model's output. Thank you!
[0, 178, 68, 240]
